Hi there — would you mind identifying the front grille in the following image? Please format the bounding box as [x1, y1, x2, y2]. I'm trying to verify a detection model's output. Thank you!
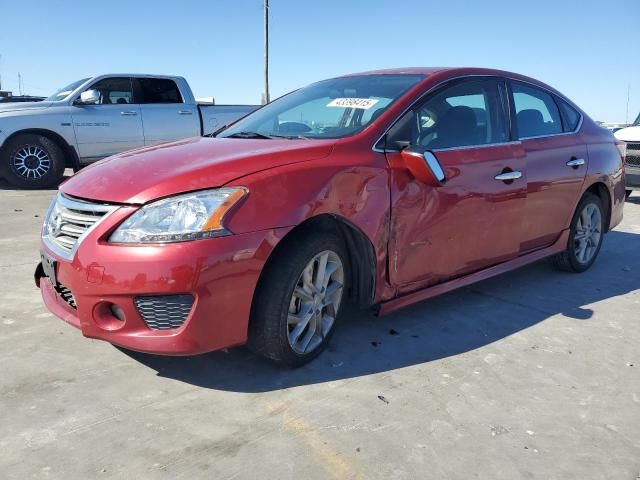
[42, 193, 117, 260]
[625, 142, 640, 167]
[55, 283, 77, 309]
[134, 295, 194, 330]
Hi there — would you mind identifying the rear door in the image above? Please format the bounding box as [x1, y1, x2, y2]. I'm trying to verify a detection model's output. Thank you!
[385, 77, 527, 291]
[71, 77, 144, 161]
[508, 80, 588, 252]
[134, 77, 200, 146]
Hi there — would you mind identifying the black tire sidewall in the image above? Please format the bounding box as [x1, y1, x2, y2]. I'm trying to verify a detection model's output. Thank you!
[2, 134, 65, 188]
[566, 193, 605, 272]
[249, 231, 349, 367]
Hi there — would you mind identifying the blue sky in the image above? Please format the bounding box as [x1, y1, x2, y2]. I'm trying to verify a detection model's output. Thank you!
[1, 0, 639, 122]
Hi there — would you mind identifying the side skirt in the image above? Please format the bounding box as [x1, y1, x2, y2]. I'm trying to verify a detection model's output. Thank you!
[377, 229, 570, 316]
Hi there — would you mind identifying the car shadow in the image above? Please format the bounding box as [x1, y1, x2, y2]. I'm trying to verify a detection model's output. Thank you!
[0, 170, 72, 191]
[121, 230, 639, 392]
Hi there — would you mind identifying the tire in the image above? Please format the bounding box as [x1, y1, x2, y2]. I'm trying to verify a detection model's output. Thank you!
[626, 190, 633, 200]
[248, 230, 349, 367]
[551, 192, 605, 273]
[1, 134, 66, 189]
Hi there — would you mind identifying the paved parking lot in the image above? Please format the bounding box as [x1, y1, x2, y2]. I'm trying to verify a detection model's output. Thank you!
[1, 176, 639, 479]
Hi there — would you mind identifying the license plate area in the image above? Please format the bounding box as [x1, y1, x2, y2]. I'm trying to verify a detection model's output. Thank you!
[40, 250, 58, 286]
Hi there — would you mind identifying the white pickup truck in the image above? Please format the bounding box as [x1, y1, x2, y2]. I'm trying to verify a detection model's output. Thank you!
[0, 74, 258, 188]
[614, 111, 640, 198]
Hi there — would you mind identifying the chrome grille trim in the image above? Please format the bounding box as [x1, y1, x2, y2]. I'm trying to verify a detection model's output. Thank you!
[42, 193, 119, 260]
[134, 295, 194, 330]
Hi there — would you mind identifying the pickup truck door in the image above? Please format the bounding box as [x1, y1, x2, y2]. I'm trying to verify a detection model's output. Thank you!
[71, 77, 144, 162]
[133, 77, 200, 146]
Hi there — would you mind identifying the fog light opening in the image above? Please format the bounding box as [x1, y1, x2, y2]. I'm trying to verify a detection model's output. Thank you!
[110, 304, 126, 322]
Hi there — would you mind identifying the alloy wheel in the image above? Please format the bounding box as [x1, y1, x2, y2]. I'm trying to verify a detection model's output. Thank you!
[286, 250, 344, 355]
[11, 144, 51, 179]
[573, 202, 602, 264]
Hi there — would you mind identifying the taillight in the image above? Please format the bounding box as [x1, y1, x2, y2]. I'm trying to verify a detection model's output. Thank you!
[615, 140, 627, 161]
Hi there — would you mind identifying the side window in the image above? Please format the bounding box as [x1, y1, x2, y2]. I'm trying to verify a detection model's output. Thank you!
[557, 97, 581, 132]
[138, 78, 183, 104]
[511, 82, 562, 138]
[386, 78, 509, 150]
[88, 77, 133, 105]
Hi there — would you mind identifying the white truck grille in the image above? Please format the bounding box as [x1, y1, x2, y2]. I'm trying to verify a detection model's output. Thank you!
[42, 193, 118, 260]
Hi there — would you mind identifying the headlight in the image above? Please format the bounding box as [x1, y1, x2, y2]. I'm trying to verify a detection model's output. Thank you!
[109, 187, 247, 243]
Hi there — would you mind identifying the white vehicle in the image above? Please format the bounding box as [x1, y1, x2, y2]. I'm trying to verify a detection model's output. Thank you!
[0, 74, 258, 188]
[614, 112, 640, 198]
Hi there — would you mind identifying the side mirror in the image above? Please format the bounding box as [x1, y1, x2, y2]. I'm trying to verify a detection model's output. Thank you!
[400, 145, 446, 186]
[78, 89, 100, 105]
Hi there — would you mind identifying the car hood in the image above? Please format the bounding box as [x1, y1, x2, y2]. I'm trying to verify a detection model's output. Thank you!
[0, 101, 52, 114]
[615, 125, 640, 142]
[61, 136, 335, 204]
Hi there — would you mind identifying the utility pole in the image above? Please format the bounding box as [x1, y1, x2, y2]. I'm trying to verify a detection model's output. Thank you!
[263, 0, 270, 105]
[626, 83, 630, 124]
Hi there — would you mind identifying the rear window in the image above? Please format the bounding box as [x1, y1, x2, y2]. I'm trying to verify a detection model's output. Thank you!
[511, 81, 563, 138]
[138, 78, 183, 104]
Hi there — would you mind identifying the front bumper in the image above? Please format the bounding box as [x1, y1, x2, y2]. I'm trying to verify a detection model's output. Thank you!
[36, 224, 288, 355]
[625, 165, 640, 190]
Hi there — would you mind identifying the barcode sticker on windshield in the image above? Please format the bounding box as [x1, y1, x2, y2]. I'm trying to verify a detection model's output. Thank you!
[327, 98, 379, 110]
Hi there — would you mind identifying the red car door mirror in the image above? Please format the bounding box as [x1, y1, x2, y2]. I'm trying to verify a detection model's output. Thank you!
[400, 145, 446, 187]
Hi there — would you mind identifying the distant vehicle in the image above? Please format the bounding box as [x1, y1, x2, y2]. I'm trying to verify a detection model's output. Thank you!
[35, 67, 625, 367]
[0, 95, 45, 103]
[597, 121, 631, 133]
[614, 111, 640, 198]
[0, 74, 258, 188]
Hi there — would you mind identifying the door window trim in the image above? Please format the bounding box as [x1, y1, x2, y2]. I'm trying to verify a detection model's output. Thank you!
[508, 79, 583, 140]
[373, 74, 583, 152]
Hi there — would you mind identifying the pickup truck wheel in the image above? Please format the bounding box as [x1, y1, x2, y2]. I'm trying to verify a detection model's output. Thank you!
[1, 134, 65, 189]
[248, 231, 348, 367]
[551, 192, 604, 273]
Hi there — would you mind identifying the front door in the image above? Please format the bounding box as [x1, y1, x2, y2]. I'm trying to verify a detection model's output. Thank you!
[71, 77, 144, 162]
[384, 77, 527, 292]
[509, 80, 588, 252]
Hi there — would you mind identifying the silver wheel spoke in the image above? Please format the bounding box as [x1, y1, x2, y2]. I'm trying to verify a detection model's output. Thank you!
[286, 249, 344, 355]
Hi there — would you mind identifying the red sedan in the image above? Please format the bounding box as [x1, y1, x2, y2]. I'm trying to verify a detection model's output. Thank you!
[36, 68, 625, 366]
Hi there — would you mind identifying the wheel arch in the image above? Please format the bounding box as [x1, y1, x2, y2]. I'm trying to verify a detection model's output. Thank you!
[583, 181, 612, 232]
[2, 128, 80, 170]
[256, 213, 377, 311]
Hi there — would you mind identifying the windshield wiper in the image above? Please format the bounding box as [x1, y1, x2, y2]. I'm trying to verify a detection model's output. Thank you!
[224, 131, 276, 139]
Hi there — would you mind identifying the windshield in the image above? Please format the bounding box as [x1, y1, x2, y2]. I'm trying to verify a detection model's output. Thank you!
[46, 78, 90, 101]
[635, 112, 640, 126]
[220, 74, 425, 139]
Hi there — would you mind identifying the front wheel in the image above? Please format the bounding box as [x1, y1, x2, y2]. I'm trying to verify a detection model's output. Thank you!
[1, 134, 66, 189]
[552, 192, 605, 273]
[248, 231, 348, 367]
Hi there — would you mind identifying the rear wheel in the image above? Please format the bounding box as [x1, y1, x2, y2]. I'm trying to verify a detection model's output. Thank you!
[248, 231, 348, 367]
[1, 134, 66, 189]
[552, 192, 605, 273]
[626, 189, 633, 200]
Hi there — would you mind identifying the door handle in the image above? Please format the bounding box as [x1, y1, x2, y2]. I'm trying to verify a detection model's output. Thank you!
[494, 171, 522, 181]
[566, 158, 585, 168]
[178, 110, 193, 115]
[120, 111, 137, 116]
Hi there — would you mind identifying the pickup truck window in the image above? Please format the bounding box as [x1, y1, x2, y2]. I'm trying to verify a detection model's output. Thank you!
[136, 78, 183, 104]
[220, 74, 425, 139]
[46, 78, 90, 101]
[89, 77, 134, 105]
